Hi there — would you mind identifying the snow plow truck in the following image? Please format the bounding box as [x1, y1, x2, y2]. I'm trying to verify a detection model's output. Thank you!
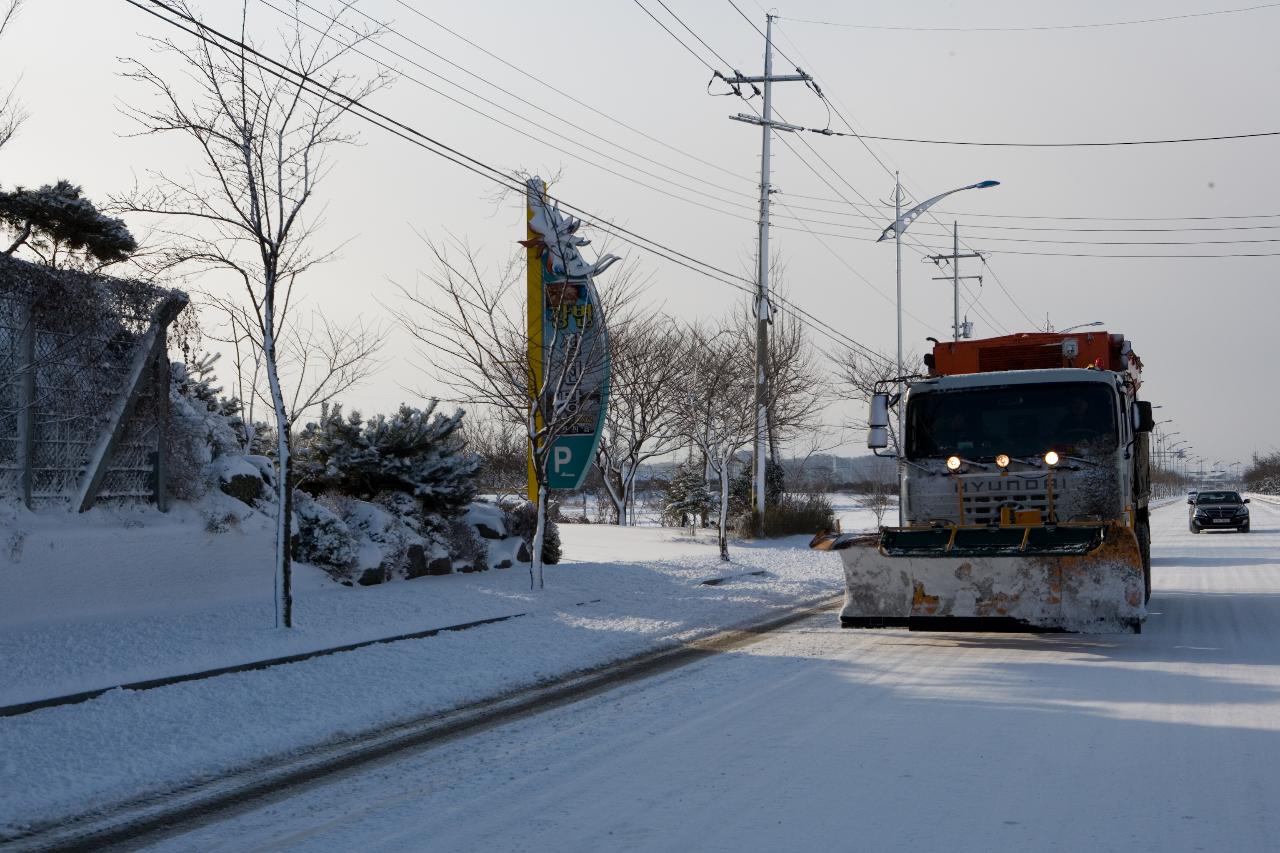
[813, 331, 1155, 633]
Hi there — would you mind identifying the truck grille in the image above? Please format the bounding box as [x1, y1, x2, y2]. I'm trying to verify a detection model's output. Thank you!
[962, 492, 1050, 524]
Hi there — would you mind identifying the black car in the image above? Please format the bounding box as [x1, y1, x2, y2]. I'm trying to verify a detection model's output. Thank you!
[1189, 490, 1250, 533]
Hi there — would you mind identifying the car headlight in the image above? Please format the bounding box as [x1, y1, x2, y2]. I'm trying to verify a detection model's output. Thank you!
[1236, 507, 1249, 515]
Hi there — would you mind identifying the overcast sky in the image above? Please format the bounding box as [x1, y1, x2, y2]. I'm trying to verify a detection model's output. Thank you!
[3, 0, 1277, 470]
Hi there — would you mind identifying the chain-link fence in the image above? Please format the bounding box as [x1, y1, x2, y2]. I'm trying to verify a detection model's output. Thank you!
[0, 255, 186, 509]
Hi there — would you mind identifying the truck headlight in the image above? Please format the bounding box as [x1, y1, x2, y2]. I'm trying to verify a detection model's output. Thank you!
[946, 455, 962, 471]
[995, 453, 1010, 469]
[1044, 450, 1060, 467]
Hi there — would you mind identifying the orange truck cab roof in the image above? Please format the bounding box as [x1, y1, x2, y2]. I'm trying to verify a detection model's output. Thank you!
[929, 331, 1142, 390]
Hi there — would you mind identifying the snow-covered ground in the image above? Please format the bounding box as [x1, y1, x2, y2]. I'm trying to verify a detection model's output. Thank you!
[0, 499, 881, 837]
[132, 498, 1280, 852]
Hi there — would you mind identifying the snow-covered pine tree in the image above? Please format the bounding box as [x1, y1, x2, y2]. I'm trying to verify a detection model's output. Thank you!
[362, 402, 480, 517]
[174, 352, 243, 423]
[296, 401, 480, 520]
[729, 458, 786, 518]
[0, 180, 137, 268]
[664, 462, 712, 531]
[294, 403, 374, 495]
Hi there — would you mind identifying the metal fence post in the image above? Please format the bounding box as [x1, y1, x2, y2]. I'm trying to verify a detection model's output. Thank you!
[15, 298, 36, 509]
[153, 327, 169, 512]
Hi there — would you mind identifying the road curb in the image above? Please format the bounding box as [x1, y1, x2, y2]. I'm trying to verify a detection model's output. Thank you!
[0, 613, 526, 719]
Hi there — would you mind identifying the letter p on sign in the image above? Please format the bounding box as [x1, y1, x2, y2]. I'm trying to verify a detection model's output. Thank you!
[553, 445, 572, 474]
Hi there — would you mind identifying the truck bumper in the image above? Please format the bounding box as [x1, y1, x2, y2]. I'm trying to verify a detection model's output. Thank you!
[811, 522, 1145, 633]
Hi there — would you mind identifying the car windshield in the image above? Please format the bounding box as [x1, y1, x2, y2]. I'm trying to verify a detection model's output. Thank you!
[1196, 491, 1242, 504]
[906, 382, 1117, 460]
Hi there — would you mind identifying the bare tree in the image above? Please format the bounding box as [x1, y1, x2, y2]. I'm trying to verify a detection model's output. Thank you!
[397, 183, 630, 588]
[594, 312, 685, 525]
[116, 0, 390, 627]
[677, 321, 756, 561]
[461, 412, 527, 502]
[858, 478, 893, 528]
[758, 301, 825, 462]
[0, 0, 25, 151]
[203, 294, 382, 448]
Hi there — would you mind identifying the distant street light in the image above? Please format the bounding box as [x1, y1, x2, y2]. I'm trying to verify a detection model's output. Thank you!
[1059, 321, 1105, 333]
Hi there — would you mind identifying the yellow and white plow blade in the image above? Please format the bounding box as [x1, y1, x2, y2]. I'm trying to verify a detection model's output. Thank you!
[811, 523, 1145, 633]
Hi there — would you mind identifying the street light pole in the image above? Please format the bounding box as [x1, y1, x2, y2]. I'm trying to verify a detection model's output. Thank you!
[953, 222, 960, 341]
[879, 178, 1000, 523]
[895, 173, 903, 524]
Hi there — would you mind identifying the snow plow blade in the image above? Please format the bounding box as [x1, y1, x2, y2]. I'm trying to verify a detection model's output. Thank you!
[810, 522, 1145, 633]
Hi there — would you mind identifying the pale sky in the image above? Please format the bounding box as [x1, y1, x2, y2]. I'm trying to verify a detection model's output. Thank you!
[3, 0, 1278, 470]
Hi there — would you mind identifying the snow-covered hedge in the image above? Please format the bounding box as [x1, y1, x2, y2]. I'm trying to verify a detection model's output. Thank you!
[157, 363, 560, 585]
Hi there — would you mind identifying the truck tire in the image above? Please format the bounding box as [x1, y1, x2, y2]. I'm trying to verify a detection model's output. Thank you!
[1136, 520, 1151, 604]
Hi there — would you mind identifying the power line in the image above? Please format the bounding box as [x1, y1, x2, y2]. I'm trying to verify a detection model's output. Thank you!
[982, 248, 1280, 259]
[283, 2, 956, 240]
[123, 0, 895, 368]
[778, 3, 1280, 32]
[769, 222, 1280, 248]
[331, 0, 761, 203]
[760, 17, 1032, 331]
[126, 1, 749, 291]
[802, 125, 1280, 148]
[716, 9, 1015, 335]
[386, 0, 754, 188]
[263, 0, 771, 223]
[628, 0, 717, 72]
[900, 209, 1280, 223]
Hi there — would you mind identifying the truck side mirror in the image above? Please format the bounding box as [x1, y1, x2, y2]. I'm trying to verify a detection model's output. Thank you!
[1133, 400, 1155, 433]
[867, 393, 890, 450]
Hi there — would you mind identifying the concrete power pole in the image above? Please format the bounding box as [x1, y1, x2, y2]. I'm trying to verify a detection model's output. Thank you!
[725, 15, 810, 530]
[927, 222, 983, 341]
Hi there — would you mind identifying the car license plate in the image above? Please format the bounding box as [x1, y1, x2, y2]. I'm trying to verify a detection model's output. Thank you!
[1214, 518, 1232, 524]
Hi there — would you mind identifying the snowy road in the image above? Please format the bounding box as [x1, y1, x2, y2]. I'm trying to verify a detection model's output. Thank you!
[150, 501, 1280, 853]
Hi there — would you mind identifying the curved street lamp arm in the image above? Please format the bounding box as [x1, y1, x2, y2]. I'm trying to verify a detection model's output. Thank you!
[877, 180, 1001, 242]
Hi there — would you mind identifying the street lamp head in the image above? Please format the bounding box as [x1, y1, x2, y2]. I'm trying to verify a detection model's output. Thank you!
[1060, 321, 1105, 333]
[877, 178, 1003, 242]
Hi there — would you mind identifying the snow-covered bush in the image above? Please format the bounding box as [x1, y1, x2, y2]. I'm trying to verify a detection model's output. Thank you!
[330, 494, 425, 583]
[167, 356, 246, 502]
[504, 500, 561, 565]
[295, 401, 480, 517]
[446, 518, 488, 572]
[292, 493, 360, 582]
[759, 493, 836, 537]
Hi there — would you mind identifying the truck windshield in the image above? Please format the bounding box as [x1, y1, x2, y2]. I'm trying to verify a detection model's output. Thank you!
[906, 382, 1118, 460]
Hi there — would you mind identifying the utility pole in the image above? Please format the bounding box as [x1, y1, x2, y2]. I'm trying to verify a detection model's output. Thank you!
[927, 222, 983, 341]
[725, 14, 811, 531]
